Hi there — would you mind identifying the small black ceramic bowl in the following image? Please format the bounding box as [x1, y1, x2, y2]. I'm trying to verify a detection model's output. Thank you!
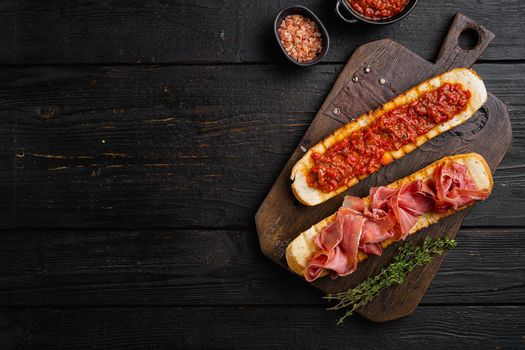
[274, 5, 330, 67]
[335, 0, 419, 25]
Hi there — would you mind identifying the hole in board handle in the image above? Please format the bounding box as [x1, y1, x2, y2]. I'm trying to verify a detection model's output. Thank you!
[458, 28, 480, 51]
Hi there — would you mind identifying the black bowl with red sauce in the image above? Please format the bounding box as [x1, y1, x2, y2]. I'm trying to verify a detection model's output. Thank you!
[335, 0, 419, 25]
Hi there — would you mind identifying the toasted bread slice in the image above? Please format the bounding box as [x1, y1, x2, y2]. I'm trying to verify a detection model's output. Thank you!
[286, 153, 493, 278]
[291, 68, 487, 206]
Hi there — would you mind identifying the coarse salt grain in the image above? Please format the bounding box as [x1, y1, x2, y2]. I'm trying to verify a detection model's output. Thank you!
[278, 14, 323, 63]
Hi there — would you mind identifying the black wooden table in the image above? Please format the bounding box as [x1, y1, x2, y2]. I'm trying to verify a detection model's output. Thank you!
[0, 1, 523, 349]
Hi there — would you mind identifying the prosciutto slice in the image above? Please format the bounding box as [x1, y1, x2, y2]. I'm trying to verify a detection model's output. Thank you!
[314, 216, 343, 251]
[433, 161, 490, 212]
[304, 160, 489, 282]
[388, 181, 435, 238]
[306, 209, 364, 282]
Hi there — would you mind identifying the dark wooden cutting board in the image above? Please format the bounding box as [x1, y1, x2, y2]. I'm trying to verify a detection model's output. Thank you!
[255, 13, 512, 322]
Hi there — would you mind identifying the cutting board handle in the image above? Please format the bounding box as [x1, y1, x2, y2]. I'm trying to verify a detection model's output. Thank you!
[435, 12, 495, 69]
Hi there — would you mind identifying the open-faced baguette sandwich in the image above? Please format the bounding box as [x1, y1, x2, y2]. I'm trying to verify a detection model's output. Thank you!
[286, 153, 492, 282]
[291, 68, 487, 206]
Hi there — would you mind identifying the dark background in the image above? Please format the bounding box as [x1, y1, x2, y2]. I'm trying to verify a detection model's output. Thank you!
[0, 0, 523, 349]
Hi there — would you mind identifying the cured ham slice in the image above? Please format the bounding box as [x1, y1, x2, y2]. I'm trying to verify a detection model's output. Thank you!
[389, 181, 435, 238]
[306, 209, 364, 282]
[304, 249, 335, 282]
[369, 186, 397, 210]
[342, 196, 366, 212]
[338, 214, 365, 275]
[434, 161, 490, 212]
[314, 217, 343, 251]
[304, 160, 489, 282]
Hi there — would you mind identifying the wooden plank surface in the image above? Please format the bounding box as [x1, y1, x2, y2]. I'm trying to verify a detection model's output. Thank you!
[0, 0, 524, 347]
[0, 63, 523, 229]
[0, 0, 523, 64]
[0, 306, 523, 349]
[0, 228, 522, 307]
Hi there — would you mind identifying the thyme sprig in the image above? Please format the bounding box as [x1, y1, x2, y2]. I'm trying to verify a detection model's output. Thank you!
[325, 237, 457, 324]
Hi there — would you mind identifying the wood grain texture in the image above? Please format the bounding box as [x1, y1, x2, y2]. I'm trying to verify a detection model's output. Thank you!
[0, 228, 522, 307]
[0, 1, 523, 347]
[256, 15, 512, 322]
[0, 63, 523, 229]
[0, 0, 523, 64]
[0, 306, 523, 349]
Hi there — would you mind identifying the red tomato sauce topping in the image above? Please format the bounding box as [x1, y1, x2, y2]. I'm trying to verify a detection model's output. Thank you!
[307, 83, 471, 193]
[348, 0, 409, 19]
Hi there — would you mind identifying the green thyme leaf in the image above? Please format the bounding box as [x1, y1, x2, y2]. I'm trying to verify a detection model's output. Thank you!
[324, 237, 457, 324]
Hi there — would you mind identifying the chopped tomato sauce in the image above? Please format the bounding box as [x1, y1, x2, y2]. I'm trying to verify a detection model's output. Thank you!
[307, 83, 471, 193]
[348, 0, 409, 19]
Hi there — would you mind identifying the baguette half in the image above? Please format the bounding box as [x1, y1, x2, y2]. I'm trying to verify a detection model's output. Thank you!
[291, 68, 487, 206]
[286, 153, 493, 278]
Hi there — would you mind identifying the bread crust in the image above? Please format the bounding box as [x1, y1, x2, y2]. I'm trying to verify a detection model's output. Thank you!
[291, 68, 488, 206]
[286, 153, 493, 278]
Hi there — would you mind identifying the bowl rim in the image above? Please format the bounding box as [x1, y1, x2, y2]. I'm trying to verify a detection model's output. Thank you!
[274, 5, 330, 66]
[338, 0, 419, 25]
